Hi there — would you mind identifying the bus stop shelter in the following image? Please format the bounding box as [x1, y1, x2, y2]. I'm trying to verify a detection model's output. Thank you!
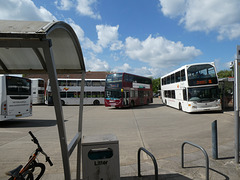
[0, 20, 85, 180]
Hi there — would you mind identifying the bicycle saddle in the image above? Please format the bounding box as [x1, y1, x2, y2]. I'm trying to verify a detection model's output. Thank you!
[5, 165, 23, 177]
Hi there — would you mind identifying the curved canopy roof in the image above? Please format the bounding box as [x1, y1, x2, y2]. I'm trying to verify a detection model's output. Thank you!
[0, 20, 85, 74]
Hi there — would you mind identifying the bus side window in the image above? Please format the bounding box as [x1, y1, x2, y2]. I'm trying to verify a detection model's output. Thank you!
[60, 92, 66, 98]
[181, 70, 186, 81]
[167, 76, 170, 84]
[172, 90, 175, 99]
[183, 89, 187, 100]
[171, 74, 175, 83]
[176, 71, 180, 82]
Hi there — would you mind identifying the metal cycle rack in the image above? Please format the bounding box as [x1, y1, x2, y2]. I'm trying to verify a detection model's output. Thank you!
[181, 141, 209, 180]
[137, 147, 158, 180]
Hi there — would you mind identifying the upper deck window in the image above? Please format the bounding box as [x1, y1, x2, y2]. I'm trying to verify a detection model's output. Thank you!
[106, 73, 123, 83]
[187, 64, 217, 86]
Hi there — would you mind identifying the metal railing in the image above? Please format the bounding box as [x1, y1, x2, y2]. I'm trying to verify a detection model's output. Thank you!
[137, 147, 158, 180]
[181, 141, 209, 180]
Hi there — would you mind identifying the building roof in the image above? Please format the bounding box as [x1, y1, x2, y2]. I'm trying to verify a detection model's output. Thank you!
[24, 71, 108, 83]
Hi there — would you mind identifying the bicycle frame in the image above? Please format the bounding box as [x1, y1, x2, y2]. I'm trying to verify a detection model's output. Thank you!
[16, 148, 40, 180]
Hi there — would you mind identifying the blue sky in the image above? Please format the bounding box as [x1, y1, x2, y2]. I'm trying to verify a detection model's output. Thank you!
[1, 0, 240, 78]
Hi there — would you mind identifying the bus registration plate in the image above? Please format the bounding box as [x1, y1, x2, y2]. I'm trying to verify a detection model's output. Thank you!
[16, 114, 22, 117]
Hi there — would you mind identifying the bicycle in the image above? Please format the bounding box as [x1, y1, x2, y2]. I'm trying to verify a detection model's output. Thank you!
[5, 131, 53, 180]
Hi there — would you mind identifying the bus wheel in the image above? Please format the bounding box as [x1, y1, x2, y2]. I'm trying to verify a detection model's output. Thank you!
[179, 103, 182, 111]
[93, 100, 100, 105]
[61, 100, 65, 106]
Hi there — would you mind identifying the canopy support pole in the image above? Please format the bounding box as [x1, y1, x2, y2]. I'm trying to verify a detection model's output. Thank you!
[43, 39, 71, 179]
[76, 72, 85, 180]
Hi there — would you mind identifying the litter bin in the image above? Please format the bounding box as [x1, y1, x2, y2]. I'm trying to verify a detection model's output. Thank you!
[82, 134, 120, 180]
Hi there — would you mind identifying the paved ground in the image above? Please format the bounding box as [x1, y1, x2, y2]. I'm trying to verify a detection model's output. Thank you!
[0, 98, 239, 179]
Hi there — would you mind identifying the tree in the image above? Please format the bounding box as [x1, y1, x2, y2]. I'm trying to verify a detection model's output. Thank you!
[217, 70, 233, 78]
[152, 78, 161, 94]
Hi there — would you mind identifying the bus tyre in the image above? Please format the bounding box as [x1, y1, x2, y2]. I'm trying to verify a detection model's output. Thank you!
[93, 100, 100, 105]
[179, 103, 182, 111]
[61, 100, 65, 106]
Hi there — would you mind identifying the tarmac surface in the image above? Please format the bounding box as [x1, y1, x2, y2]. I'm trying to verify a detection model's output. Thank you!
[0, 98, 239, 179]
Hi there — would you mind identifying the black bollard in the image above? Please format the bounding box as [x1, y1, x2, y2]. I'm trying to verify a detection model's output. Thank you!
[212, 120, 218, 159]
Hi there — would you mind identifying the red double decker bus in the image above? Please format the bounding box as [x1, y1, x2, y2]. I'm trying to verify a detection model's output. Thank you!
[105, 73, 153, 108]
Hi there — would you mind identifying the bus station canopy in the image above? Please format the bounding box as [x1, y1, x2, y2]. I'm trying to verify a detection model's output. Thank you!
[0, 20, 85, 180]
[0, 20, 85, 74]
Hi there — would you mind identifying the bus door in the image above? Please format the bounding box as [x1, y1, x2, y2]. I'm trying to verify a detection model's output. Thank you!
[123, 91, 130, 106]
[139, 90, 144, 105]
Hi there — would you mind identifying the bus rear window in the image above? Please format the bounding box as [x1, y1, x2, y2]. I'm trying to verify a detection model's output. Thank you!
[6, 76, 31, 95]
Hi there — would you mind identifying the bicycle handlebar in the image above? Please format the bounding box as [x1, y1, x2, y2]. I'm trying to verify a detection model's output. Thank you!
[29, 131, 40, 146]
[46, 156, 53, 166]
[28, 131, 53, 166]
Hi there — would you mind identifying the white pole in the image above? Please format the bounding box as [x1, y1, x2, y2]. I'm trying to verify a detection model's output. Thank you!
[235, 45, 240, 163]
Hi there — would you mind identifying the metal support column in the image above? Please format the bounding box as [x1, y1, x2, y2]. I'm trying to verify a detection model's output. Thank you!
[76, 72, 85, 180]
[235, 45, 240, 164]
[43, 40, 71, 179]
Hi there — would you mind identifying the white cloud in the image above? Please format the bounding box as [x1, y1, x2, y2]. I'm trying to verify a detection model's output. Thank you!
[112, 64, 155, 77]
[85, 54, 110, 71]
[132, 67, 154, 77]
[66, 18, 85, 41]
[159, 0, 187, 18]
[112, 63, 132, 73]
[55, 0, 73, 10]
[218, 24, 240, 40]
[0, 0, 56, 21]
[80, 24, 123, 53]
[96, 24, 123, 50]
[76, 0, 101, 19]
[110, 41, 124, 51]
[83, 37, 103, 53]
[159, 0, 240, 40]
[125, 35, 202, 68]
[55, 0, 101, 20]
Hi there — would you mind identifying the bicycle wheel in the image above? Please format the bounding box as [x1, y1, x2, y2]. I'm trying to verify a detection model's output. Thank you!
[28, 163, 45, 180]
[21, 170, 33, 180]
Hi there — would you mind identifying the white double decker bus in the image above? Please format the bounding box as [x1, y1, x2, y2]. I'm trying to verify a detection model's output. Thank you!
[161, 62, 222, 112]
[46, 78, 105, 105]
[30, 78, 45, 104]
[0, 75, 32, 121]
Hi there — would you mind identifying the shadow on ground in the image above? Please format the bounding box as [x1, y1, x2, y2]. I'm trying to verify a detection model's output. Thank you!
[121, 174, 192, 180]
[0, 119, 60, 128]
